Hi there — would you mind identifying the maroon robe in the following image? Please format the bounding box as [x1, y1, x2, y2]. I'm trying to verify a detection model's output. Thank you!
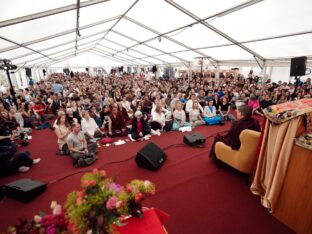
[110, 111, 126, 131]
[209, 117, 261, 158]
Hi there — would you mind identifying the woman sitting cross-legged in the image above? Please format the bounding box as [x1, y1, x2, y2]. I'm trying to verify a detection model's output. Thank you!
[150, 105, 166, 135]
[128, 111, 151, 141]
[189, 100, 205, 127]
[172, 101, 191, 131]
[81, 110, 104, 141]
[203, 100, 223, 125]
[54, 114, 71, 155]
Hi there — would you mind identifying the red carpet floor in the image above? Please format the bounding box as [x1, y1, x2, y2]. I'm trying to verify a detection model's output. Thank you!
[0, 116, 294, 234]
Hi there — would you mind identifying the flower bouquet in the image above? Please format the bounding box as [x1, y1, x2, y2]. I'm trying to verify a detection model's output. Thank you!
[64, 169, 155, 234]
[7, 201, 68, 234]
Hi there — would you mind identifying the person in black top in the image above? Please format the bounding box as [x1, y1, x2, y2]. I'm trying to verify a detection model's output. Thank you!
[213, 93, 220, 112]
[219, 96, 231, 120]
[260, 94, 273, 109]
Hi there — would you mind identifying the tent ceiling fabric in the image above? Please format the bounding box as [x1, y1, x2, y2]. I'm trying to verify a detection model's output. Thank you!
[0, 0, 311, 68]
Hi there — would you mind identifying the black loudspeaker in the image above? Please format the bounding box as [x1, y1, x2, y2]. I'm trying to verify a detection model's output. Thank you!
[42, 69, 46, 76]
[290, 56, 307, 76]
[86, 67, 89, 72]
[25, 68, 32, 77]
[136, 142, 167, 171]
[63, 68, 70, 75]
[183, 131, 206, 147]
[4, 178, 47, 203]
[152, 65, 157, 74]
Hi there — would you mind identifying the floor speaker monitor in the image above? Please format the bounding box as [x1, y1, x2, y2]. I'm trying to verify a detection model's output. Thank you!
[4, 178, 47, 203]
[136, 142, 167, 171]
[184, 131, 206, 147]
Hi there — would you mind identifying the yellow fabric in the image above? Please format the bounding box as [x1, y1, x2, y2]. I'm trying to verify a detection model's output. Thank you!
[215, 129, 261, 174]
[250, 116, 302, 212]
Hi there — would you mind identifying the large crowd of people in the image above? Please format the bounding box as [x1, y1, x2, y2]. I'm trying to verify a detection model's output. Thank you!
[0, 69, 311, 174]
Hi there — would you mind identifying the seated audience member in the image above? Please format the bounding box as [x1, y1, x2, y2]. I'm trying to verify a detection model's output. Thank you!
[213, 93, 220, 111]
[151, 105, 166, 135]
[90, 106, 102, 127]
[0, 120, 40, 176]
[248, 94, 264, 116]
[128, 111, 151, 141]
[108, 105, 128, 137]
[54, 114, 71, 155]
[81, 110, 103, 140]
[66, 108, 78, 126]
[19, 102, 33, 128]
[117, 102, 131, 125]
[189, 101, 205, 127]
[260, 94, 273, 110]
[219, 96, 233, 121]
[32, 99, 52, 129]
[172, 102, 191, 131]
[209, 105, 261, 159]
[66, 122, 97, 167]
[185, 94, 203, 117]
[141, 95, 153, 114]
[9, 106, 32, 134]
[203, 100, 222, 125]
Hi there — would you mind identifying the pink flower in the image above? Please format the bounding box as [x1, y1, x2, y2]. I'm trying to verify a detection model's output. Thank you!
[92, 168, 99, 174]
[82, 180, 90, 187]
[40, 214, 53, 227]
[144, 180, 151, 187]
[54, 213, 67, 227]
[53, 204, 62, 216]
[77, 191, 84, 199]
[100, 170, 106, 177]
[106, 196, 118, 210]
[76, 197, 83, 205]
[46, 224, 55, 234]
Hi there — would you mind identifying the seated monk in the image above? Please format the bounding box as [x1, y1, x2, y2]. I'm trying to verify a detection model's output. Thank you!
[209, 105, 261, 160]
[108, 105, 128, 137]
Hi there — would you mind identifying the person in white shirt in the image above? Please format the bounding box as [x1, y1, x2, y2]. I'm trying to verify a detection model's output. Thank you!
[189, 101, 205, 127]
[81, 110, 103, 141]
[185, 94, 203, 114]
[150, 105, 166, 135]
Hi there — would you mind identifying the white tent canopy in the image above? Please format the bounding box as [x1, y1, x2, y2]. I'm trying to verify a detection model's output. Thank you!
[0, 0, 312, 70]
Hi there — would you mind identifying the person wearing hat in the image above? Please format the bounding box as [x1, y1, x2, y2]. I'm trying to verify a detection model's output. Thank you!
[128, 111, 151, 141]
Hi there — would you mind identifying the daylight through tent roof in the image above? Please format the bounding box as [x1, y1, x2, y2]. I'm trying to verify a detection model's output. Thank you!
[0, 0, 312, 68]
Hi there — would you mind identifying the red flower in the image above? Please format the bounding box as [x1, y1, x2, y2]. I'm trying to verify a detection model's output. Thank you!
[54, 213, 67, 227]
[126, 186, 132, 193]
[40, 214, 53, 227]
[89, 180, 96, 186]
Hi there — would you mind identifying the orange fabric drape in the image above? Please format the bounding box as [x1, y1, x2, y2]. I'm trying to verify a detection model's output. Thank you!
[250, 116, 302, 212]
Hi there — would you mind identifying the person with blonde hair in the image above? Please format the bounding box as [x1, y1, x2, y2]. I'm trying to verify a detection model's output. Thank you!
[172, 101, 191, 131]
[189, 100, 205, 127]
[54, 114, 71, 154]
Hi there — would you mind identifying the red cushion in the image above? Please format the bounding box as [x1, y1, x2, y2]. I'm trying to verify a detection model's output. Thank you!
[101, 137, 113, 144]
